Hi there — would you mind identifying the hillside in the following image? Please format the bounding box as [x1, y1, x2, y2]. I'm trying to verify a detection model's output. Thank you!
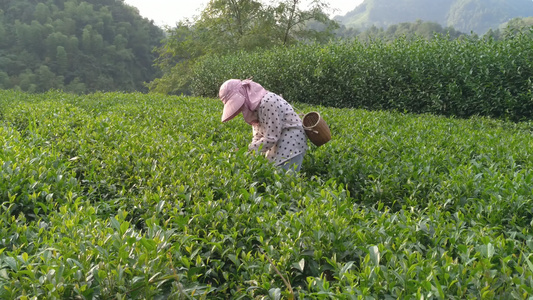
[336, 0, 533, 34]
[0, 0, 164, 93]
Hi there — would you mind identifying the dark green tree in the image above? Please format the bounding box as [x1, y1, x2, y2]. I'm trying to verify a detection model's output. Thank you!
[0, 71, 9, 89]
[35, 65, 63, 92]
[0, 0, 164, 93]
[55, 45, 68, 74]
[34, 3, 50, 24]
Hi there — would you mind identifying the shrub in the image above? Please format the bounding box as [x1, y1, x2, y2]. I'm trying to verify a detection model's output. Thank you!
[191, 31, 533, 121]
[1, 90, 533, 299]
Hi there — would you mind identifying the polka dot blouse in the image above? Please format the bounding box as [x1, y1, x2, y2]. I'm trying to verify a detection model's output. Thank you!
[248, 92, 308, 166]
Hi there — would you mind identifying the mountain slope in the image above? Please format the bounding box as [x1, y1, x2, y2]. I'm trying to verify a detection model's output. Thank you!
[336, 0, 533, 34]
[447, 0, 533, 33]
[0, 0, 164, 93]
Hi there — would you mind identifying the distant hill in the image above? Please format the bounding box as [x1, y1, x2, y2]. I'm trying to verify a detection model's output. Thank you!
[0, 0, 164, 93]
[335, 0, 533, 34]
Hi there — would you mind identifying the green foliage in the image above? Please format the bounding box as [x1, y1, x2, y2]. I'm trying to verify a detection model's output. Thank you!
[0, 0, 164, 93]
[447, 0, 533, 34]
[149, 0, 339, 95]
[336, 19, 465, 41]
[190, 30, 533, 121]
[1, 90, 533, 298]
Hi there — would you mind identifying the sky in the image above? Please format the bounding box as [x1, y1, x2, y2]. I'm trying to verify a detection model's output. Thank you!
[123, 0, 364, 27]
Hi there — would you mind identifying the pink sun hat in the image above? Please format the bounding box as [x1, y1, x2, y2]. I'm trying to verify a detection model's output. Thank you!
[218, 79, 268, 123]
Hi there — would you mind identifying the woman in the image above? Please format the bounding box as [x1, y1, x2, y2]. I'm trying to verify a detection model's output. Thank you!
[218, 79, 307, 172]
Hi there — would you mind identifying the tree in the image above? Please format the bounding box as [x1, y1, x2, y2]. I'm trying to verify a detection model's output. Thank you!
[54, 18, 77, 36]
[272, 0, 338, 44]
[113, 34, 127, 50]
[81, 24, 104, 55]
[502, 17, 533, 34]
[34, 3, 50, 24]
[55, 46, 68, 74]
[35, 65, 63, 92]
[0, 71, 9, 89]
[0, 22, 6, 48]
[18, 69, 37, 92]
[191, 0, 272, 53]
[65, 77, 86, 94]
[45, 32, 69, 57]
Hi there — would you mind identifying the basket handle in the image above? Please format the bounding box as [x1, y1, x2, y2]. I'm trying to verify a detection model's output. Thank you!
[304, 128, 319, 134]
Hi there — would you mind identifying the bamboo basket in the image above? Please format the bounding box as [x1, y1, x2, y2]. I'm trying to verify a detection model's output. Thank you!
[302, 112, 331, 146]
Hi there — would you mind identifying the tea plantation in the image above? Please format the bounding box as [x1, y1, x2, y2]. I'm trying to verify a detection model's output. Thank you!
[1, 90, 533, 299]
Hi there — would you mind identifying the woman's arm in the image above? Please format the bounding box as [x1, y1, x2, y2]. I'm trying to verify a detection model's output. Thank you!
[248, 98, 282, 152]
[250, 124, 263, 147]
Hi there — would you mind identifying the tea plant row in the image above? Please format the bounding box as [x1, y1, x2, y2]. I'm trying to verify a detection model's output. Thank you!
[191, 31, 533, 121]
[0, 90, 532, 299]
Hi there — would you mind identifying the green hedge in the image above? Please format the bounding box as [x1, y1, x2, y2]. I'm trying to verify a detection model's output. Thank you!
[191, 30, 533, 121]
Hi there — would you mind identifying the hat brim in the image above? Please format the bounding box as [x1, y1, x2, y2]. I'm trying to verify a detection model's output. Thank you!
[221, 94, 245, 122]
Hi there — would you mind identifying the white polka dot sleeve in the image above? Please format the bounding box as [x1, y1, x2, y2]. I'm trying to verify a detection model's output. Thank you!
[248, 96, 282, 152]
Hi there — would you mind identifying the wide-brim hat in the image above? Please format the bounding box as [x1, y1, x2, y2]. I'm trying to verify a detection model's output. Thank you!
[221, 91, 245, 122]
[219, 78, 267, 123]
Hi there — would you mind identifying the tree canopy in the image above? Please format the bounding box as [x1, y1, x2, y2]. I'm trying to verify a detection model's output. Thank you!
[148, 0, 340, 95]
[0, 0, 164, 93]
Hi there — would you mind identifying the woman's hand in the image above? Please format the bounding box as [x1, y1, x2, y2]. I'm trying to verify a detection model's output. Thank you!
[252, 123, 260, 136]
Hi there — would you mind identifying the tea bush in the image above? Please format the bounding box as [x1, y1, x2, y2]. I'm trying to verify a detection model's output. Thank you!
[0, 90, 533, 299]
[191, 30, 533, 121]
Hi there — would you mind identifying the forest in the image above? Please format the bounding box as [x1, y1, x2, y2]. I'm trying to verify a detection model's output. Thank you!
[0, 0, 164, 93]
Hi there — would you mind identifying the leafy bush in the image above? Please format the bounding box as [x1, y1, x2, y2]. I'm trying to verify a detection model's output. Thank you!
[191, 30, 533, 121]
[0, 90, 533, 299]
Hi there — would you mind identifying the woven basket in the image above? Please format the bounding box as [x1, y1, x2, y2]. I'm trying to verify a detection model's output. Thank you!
[302, 111, 331, 146]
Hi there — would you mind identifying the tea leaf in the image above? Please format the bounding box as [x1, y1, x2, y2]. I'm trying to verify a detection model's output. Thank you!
[269, 288, 281, 300]
[369, 246, 380, 266]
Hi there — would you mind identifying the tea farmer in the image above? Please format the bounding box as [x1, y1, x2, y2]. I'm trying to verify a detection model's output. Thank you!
[218, 79, 307, 172]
